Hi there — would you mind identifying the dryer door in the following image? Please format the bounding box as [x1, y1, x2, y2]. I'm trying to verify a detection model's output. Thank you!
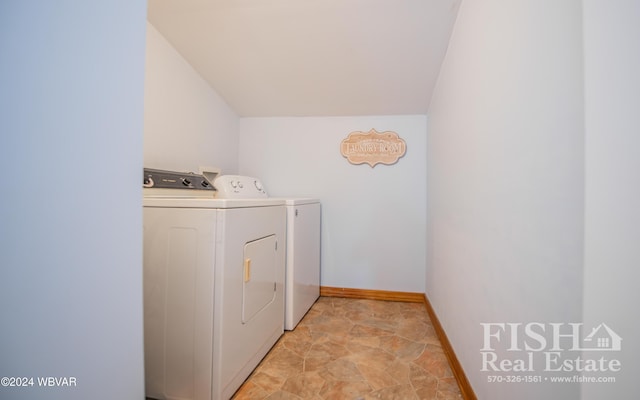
[242, 234, 278, 323]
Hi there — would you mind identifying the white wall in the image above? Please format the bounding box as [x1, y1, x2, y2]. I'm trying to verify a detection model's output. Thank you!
[0, 2, 146, 399]
[582, 0, 640, 398]
[427, 1, 584, 399]
[239, 116, 427, 293]
[144, 22, 239, 174]
[145, 15, 425, 295]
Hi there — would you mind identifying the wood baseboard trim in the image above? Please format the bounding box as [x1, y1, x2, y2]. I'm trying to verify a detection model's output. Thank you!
[423, 294, 477, 400]
[319, 286, 425, 303]
[319, 286, 476, 399]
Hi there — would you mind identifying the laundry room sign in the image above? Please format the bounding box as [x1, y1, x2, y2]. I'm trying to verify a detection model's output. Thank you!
[340, 129, 406, 167]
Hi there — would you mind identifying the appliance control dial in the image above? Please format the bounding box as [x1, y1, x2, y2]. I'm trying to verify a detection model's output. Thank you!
[142, 168, 214, 191]
[213, 175, 269, 198]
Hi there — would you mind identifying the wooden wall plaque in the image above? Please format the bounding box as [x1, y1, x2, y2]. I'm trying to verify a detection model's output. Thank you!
[340, 129, 406, 167]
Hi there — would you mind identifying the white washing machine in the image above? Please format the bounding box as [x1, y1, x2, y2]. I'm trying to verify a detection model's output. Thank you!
[215, 176, 321, 331]
[142, 169, 286, 400]
[282, 198, 321, 330]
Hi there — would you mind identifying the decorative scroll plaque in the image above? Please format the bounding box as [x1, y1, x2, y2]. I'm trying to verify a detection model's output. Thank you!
[340, 129, 406, 167]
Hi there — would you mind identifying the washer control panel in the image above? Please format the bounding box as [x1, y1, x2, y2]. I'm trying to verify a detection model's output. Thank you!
[213, 175, 268, 199]
[143, 168, 214, 190]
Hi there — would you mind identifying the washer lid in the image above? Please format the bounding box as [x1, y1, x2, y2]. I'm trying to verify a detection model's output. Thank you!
[143, 197, 285, 209]
[276, 198, 320, 206]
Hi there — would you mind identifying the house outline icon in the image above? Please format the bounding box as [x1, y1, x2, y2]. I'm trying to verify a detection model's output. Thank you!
[582, 323, 622, 351]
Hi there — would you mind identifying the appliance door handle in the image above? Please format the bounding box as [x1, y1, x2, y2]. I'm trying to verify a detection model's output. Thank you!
[244, 258, 251, 282]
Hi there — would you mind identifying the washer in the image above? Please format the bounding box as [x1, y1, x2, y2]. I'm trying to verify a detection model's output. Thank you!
[142, 169, 286, 400]
[214, 175, 321, 331]
[281, 198, 321, 330]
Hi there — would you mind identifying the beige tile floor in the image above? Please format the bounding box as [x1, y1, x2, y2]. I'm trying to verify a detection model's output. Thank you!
[232, 297, 463, 400]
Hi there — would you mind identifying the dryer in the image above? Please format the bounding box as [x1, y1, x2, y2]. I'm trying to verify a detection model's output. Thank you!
[214, 175, 321, 331]
[142, 169, 286, 400]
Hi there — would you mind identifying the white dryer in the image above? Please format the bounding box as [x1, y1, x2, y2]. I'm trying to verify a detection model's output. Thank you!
[215, 176, 321, 331]
[142, 169, 286, 400]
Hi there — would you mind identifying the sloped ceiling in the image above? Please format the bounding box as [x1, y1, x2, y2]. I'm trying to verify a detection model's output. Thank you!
[147, 0, 461, 117]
